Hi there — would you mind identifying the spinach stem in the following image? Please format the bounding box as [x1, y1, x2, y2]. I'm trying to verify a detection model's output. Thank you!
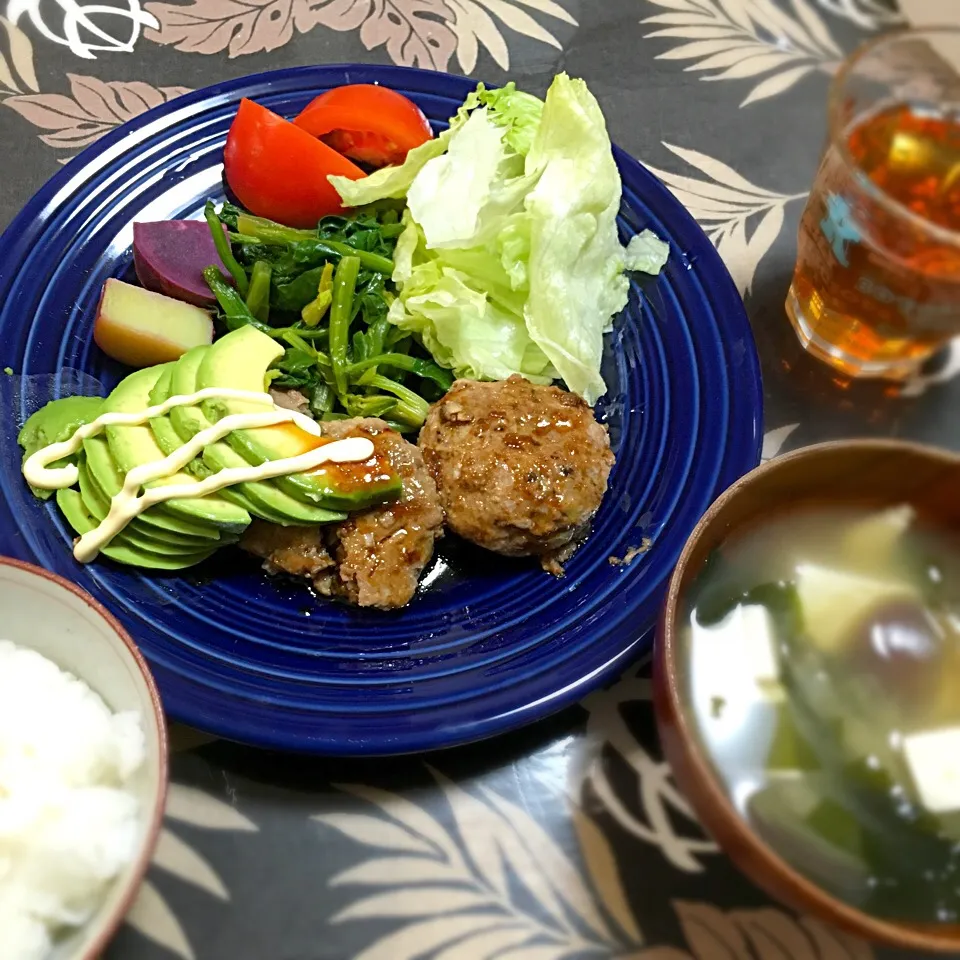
[205, 201, 249, 297]
[235, 211, 394, 275]
[266, 327, 329, 341]
[245, 260, 272, 323]
[329, 256, 361, 398]
[346, 353, 453, 390]
[360, 373, 430, 426]
[202, 266, 272, 334]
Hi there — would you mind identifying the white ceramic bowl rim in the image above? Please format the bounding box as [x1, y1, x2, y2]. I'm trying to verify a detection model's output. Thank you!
[0, 555, 169, 960]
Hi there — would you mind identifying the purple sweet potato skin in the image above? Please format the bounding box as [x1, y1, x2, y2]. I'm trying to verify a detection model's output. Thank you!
[133, 220, 234, 307]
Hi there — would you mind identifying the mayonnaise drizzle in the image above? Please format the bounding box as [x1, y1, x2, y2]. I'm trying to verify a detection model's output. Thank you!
[22, 388, 375, 563]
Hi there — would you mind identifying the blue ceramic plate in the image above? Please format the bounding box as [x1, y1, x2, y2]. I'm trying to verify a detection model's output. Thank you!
[0, 65, 761, 754]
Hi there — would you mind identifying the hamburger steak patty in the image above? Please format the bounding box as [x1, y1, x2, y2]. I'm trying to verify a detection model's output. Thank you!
[418, 376, 615, 572]
[241, 418, 444, 609]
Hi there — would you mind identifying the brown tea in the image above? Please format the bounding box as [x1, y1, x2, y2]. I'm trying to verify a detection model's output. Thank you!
[788, 104, 960, 378]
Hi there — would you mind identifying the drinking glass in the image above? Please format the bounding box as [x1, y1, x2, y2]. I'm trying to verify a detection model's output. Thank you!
[787, 27, 960, 379]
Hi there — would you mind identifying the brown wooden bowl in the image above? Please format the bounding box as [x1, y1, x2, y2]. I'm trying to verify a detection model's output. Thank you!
[654, 439, 960, 953]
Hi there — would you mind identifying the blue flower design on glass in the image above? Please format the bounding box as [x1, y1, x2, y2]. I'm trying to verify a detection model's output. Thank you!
[820, 193, 861, 267]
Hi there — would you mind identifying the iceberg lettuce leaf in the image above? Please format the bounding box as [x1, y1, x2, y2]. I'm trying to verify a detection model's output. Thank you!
[522, 73, 633, 405]
[334, 75, 668, 403]
[625, 229, 670, 275]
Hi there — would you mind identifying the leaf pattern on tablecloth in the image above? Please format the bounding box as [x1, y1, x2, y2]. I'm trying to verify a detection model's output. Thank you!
[142, 0, 454, 66]
[6, 0, 160, 59]
[577, 675, 719, 874]
[900, 0, 960, 30]
[124, 783, 258, 959]
[125, 881, 196, 960]
[815, 0, 904, 30]
[4, 73, 189, 155]
[640, 0, 843, 107]
[620, 905, 874, 959]
[314, 771, 876, 959]
[447, 0, 575, 72]
[315, 768, 640, 959]
[672, 903, 874, 960]
[569, 804, 644, 945]
[761, 423, 800, 460]
[0, 16, 37, 93]
[645, 143, 806, 297]
[898, 338, 960, 397]
[142, 0, 574, 70]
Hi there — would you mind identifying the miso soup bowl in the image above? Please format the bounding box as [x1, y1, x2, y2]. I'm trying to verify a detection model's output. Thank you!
[654, 439, 960, 953]
[0, 556, 169, 960]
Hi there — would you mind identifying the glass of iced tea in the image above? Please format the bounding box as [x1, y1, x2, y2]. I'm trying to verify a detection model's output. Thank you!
[787, 27, 960, 379]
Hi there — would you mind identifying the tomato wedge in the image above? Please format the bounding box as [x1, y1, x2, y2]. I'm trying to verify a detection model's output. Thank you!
[223, 98, 366, 229]
[294, 84, 433, 169]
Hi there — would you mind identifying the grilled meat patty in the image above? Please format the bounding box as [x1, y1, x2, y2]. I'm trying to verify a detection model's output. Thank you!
[418, 376, 615, 572]
[241, 418, 444, 609]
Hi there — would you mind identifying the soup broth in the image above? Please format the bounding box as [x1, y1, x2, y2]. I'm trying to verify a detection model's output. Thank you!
[682, 502, 960, 923]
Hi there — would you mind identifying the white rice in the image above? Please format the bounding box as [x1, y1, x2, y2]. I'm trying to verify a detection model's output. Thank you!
[0, 640, 146, 960]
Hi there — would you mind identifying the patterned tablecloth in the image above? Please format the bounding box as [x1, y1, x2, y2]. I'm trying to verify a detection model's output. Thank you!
[1, 0, 958, 957]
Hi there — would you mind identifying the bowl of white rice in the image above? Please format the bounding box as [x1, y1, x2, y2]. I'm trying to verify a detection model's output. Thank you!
[0, 557, 168, 960]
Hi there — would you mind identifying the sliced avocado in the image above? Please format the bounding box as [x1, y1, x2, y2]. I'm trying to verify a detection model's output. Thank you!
[102, 366, 250, 534]
[77, 456, 228, 553]
[148, 364, 264, 523]
[82, 435, 222, 542]
[151, 354, 309, 523]
[147, 365, 210, 479]
[165, 346, 346, 527]
[196, 326, 401, 511]
[169, 346, 214, 446]
[19, 395, 104, 500]
[56, 488, 216, 571]
[78, 459, 230, 557]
